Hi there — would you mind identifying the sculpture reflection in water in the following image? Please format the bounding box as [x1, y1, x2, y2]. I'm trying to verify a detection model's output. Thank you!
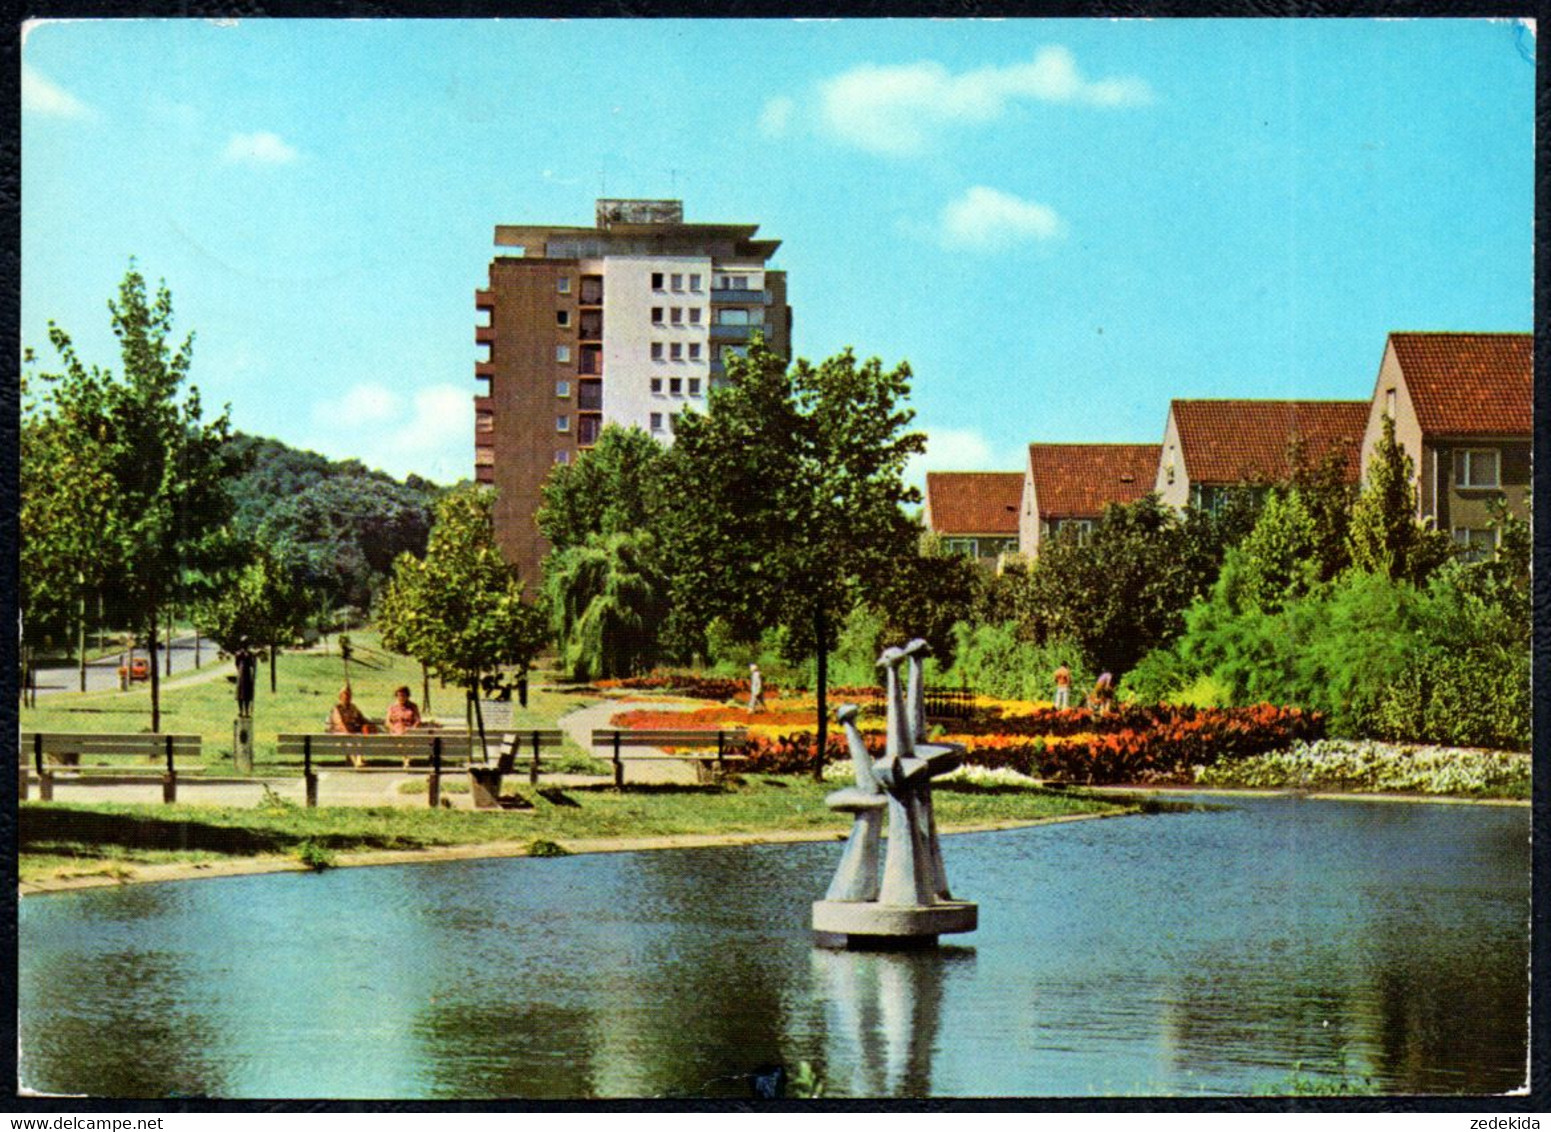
[809, 945, 974, 1097]
[812, 638, 978, 949]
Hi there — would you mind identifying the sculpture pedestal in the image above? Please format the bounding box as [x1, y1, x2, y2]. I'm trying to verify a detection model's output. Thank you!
[812, 899, 977, 950]
[232, 718, 254, 775]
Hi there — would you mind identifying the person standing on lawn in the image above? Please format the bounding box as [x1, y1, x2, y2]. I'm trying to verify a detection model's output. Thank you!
[1052, 664, 1071, 710]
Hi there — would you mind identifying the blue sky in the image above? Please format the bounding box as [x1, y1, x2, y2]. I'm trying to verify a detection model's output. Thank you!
[22, 18, 1535, 486]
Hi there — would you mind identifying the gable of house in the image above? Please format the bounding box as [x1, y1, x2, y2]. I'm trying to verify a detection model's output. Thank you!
[1022, 443, 1160, 555]
[924, 471, 1023, 558]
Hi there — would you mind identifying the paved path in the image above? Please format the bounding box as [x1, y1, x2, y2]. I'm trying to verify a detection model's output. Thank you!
[30, 634, 222, 696]
[556, 697, 712, 786]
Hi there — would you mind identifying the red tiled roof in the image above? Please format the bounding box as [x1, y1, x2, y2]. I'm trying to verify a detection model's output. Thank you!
[924, 472, 1023, 535]
[1389, 332, 1532, 436]
[1026, 444, 1161, 519]
[1171, 400, 1368, 486]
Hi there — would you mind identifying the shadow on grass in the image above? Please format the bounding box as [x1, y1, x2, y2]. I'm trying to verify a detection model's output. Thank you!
[567, 782, 732, 796]
[19, 806, 437, 858]
[20, 806, 290, 858]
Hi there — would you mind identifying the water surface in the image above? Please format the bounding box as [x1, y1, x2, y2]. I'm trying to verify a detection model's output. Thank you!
[18, 795, 1529, 1098]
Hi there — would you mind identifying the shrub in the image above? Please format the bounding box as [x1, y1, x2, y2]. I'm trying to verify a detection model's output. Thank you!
[295, 840, 335, 871]
[938, 622, 1090, 703]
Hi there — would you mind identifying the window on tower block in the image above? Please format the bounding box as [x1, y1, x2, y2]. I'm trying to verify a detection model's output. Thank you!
[651, 342, 664, 361]
[671, 273, 683, 291]
[688, 308, 702, 324]
[650, 412, 663, 432]
[651, 272, 664, 289]
[688, 342, 702, 360]
[671, 308, 683, 325]
[689, 273, 702, 291]
[651, 307, 664, 324]
[651, 377, 662, 394]
[688, 377, 701, 396]
[555, 345, 571, 363]
[670, 376, 682, 395]
[555, 380, 570, 398]
[670, 343, 683, 361]
[556, 310, 571, 327]
[555, 450, 569, 465]
[557, 277, 572, 294]
[556, 415, 570, 433]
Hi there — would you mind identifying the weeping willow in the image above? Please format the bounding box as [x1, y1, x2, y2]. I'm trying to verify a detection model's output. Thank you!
[543, 531, 668, 681]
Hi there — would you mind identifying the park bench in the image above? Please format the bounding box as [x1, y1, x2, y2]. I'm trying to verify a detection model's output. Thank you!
[589, 728, 749, 788]
[19, 732, 201, 804]
[275, 727, 566, 808]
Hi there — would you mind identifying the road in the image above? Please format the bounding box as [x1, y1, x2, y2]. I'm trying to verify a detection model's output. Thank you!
[29, 633, 223, 696]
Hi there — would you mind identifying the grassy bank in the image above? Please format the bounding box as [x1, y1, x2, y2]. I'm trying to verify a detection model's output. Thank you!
[18, 634, 605, 773]
[17, 775, 1126, 886]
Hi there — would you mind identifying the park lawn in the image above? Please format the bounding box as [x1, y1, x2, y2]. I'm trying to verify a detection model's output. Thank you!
[18, 633, 607, 774]
[16, 776, 1128, 885]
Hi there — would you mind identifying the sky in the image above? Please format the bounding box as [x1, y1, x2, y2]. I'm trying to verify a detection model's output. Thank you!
[21, 18, 1536, 488]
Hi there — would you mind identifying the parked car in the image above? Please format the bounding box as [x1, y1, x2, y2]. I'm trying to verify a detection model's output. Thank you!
[118, 656, 150, 682]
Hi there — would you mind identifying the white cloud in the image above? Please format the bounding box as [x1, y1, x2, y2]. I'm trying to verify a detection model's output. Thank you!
[306, 382, 473, 485]
[758, 96, 795, 137]
[22, 63, 96, 120]
[222, 130, 300, 165]
[817, 46, 1152, 156]
[904, 426, 1014, 493]
[940, 186, 1063, 251]
[314, 383, 402, 427]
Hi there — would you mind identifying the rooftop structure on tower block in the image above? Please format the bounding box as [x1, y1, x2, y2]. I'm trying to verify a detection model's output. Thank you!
[474, 199, 791, 586]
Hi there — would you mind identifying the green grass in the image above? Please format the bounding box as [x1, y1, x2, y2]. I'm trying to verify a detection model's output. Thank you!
[19, 633, 606, 774]
[18, 777, 1126, 884]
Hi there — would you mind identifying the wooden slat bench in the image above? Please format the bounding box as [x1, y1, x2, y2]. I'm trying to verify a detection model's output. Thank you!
[589, 728, 750, 788]
[20, 732, 200, 804]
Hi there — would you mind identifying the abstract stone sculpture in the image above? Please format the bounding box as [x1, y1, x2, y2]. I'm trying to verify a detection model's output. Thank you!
[813, 639, 977, 948]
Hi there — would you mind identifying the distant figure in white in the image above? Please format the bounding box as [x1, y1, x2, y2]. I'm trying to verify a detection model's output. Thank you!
[748, 663, 766, 713]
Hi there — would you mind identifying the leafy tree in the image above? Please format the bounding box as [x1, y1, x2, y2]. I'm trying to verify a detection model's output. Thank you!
[1287, 439, 1357, 581]
[868, 530, 982, 666]
[536, 424, 665, 552]
[26, 266, 236, 729]
[259, 475, 434, 611]
[1227, 488, 1320, 614]
[542, 531, 669, 680]
[1348, 415, 1453, 583]
[1019, 495, 1200, 676]
[192, 547, 309, 701]
[659, 340, 925, 777]
[379, 487, 549, 747]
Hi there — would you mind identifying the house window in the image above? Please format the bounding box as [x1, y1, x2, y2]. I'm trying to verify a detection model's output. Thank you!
[671, 307, 684, 325]
[556, 415, 570, 433]
[650, 412, 663, 432]
[651, 342, 664, 361]
[688, 377, 701, 396]
[1384, 387, 1397, 419]
[671, 273, 683, 291]
[689, 273, 702, 291]
[555, 380, 571, 398]
[670, 376, 683, 395]
[1454, 449, 1500, 489]
[688, 342, 702, 361]
[670, 342, 684, 361]
[1056, 519, 1094, 546]
[688, 308, 702, 325]
[1453, 527, 1497, 562]
[651, 272, 664, 290]
[556, 310, 571, 327]
[650, 377, 662, 394]
[557, 277, 572, 294]
[651, 307, 664, 324]
[944, 538, 979, 558]
[555, 450, 569, 465]
[555, 345, 571, 363]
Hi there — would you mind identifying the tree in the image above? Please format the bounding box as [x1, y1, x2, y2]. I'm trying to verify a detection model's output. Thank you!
[27, 266, 235, 730]
[1348, 415, 1452, 583]
[192, 547, 309, 704]
[542, 531, 669, 680]
[1227, 488, 1320, 614]
[536, 424, 666, 552]
[379, 487, 549, 748]
[1019, 495, 1200, 676]
[659, 340, 925, 778]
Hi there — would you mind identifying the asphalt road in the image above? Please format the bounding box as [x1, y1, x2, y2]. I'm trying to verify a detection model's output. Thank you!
[29, 633, 222, 696]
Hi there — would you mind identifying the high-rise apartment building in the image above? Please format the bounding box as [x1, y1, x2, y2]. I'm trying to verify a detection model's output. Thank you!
[475, 199, 791, 585]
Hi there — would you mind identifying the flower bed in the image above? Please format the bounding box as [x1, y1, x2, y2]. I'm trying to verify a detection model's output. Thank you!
[1194, 739, 1530, 797]
[594, 671, 767, 701]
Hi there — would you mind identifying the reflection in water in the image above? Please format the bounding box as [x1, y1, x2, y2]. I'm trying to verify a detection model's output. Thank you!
[18, 798, 1529, 1098]
[810, 946, 972, 1097]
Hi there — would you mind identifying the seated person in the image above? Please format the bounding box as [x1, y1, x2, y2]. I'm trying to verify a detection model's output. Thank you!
[328, 685, 371, 734]
[387, 685, 423, 733]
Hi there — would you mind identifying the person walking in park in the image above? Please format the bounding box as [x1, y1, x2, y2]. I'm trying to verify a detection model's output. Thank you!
[748, 663, 767, 713]
[1052, 663, 1071, 710]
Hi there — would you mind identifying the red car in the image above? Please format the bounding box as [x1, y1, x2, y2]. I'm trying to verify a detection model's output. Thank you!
[118, 657, 150, 682]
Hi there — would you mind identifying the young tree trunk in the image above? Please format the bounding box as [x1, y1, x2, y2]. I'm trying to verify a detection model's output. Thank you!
[422, 663, 431, 715]
[165, 606, 174, 677]
[78, 586, 88, 693]
[148, 617, 161, 733]
[813, 608, 829, 783]
[270, 644, 278, 693]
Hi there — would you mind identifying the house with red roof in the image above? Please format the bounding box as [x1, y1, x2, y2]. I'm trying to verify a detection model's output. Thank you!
[923, 472, 1023, 562]
[1019, 443, 1161, 556]
[1360, 332, 1531, 555]
[1155, 399, 1369, 513]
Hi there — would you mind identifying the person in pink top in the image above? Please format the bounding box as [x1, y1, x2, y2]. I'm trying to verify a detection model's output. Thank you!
[386, 685, 423, 734]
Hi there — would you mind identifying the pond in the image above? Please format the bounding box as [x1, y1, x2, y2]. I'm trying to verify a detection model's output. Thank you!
[18, 795, 1529, 1099]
